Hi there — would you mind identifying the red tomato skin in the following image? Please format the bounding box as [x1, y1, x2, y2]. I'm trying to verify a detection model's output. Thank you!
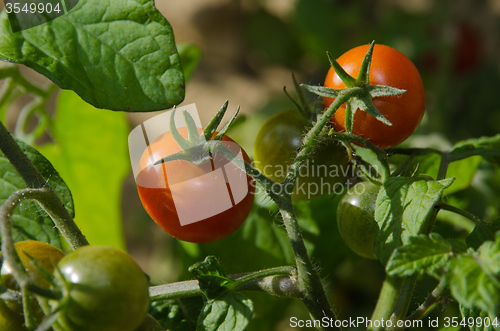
[136, 128, 255, 243]
[324, 44, 426, 149]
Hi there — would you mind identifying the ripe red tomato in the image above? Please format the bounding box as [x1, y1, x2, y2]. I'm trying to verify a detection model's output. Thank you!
[324, 44, 426, 149]
[136, 128, 255, 243]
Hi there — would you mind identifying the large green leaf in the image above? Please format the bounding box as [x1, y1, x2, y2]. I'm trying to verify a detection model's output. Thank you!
[451, 135, 500, 166]
[374, 176, 454, 265]
[37, 90, 129, 248]
[386, 233, 454, 277]
[190, 256, 253, 331]
[447, 234, 500, 317]
[0, 0, 184, 111]
[467, 218, 500, 250]
[460, 306, 500, 331]
[0, 138, 73, 249]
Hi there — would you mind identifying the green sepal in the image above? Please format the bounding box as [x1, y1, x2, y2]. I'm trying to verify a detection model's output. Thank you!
[203, 101, 229, 141]
[23, 252, 57, 288]
[168, 106, 192, 152]
[301, 84, 340, 99]
[367, 84, 406, 98]
[356, 41, 375, 85]
[348, 94, 392, 126]
[214, 106, 240, 141]
[326, 51, 356, 87]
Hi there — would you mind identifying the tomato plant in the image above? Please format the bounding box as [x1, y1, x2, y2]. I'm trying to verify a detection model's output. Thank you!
[0, 3, 499, 331]
[136, 128, 255, 243]
[336, 181, 380, 259]
[324, 44, 426, 149]
[54, 245, 149, 331]
[254, 110, 349, 200]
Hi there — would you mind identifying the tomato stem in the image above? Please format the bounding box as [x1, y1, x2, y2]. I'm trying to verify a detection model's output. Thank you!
[438, 202, 481, 224]
[0, 189, 38, 329]
[388, 275, 418, 328]
[148, 267, 299, 301]
[0, 122, 89, 249]
[368, 275, 404, 331]
[276, 198, 341, 331]
[406, 281, 446, 321]
[329, 132, 390, 181]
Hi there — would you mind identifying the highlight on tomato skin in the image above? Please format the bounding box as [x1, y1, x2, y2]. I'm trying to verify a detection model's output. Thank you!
[324, 44, 426, 149]
[136, 128, 255, 243]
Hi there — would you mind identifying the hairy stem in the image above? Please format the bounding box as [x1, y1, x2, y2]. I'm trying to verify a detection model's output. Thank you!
[406, 282, 445, 321]
[0, 121, 88, 248]
[368, 275, 405, 331]
[283, 93, 350, 187]
[149, 266, 299, 302]
[277, 198, 339, 331]
[438, 202, 481, 224]
[1, 190, 38, 329]
[437, 152, 449, 180]
[388, 275, 418, 329]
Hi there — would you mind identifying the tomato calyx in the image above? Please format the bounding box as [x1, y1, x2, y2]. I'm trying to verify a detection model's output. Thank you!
[283, 73, 318, 123]
[302, 41, 407, 131]
[153, 101, 242, 167]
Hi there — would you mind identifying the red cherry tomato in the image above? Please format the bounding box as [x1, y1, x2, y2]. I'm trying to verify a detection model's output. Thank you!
[136, 128, 255, 243]
[324, 44, 426, 149]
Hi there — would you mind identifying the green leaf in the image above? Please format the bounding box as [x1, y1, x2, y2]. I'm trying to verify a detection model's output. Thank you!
[460, 305, 500, 331]
[386, 233, 453, 277]
[150, 301, 195, 331]
[374, 176, 454, 265]
[446, 156, 483, 195]
[467, 218, 500, 250]
[189, 256, 232, 300]
[450, 135, 500, 166]
[389, 151, 481, 196]
[189, 256, 253, 331]
[352, 145, 385, 180]
[197, 292, 253, 331]
[0, 139, 72, 249]
[37, 90, 129, 249]
[177, 43, 201, 83]
[0, 0, 184, 111]
[447, 234, 500, 317]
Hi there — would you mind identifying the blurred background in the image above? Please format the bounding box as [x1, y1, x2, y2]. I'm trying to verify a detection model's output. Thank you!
[2, 0, 500, 330]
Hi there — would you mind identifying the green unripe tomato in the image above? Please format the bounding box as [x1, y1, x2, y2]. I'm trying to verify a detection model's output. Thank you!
[254, 110, 350, 200]
[55, 245, 150, 331]
[337, 181, 380, 259]
[0, 300, 28, 331]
